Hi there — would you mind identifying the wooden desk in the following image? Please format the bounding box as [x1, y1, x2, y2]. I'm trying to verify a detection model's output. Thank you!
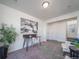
[23, 34, 41, 51]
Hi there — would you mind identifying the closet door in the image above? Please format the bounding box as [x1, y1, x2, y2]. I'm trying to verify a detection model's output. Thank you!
[47, 21, 66, 41]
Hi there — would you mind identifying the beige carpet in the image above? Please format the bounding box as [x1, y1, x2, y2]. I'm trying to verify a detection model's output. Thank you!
[7, 41, 64, 59]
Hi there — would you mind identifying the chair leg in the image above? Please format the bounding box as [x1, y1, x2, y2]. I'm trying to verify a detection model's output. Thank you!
[39, 37, 41, 45]
[31, 38, 34, 47]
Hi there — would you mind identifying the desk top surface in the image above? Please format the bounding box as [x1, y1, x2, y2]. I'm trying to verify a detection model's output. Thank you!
[69, 46, 79, 51]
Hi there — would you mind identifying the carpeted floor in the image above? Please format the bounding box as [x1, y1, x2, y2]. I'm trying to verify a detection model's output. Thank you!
[7, 41, 64, 59]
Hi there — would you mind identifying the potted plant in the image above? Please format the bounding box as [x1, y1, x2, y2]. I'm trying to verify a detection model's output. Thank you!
[0, 24, 17, 59]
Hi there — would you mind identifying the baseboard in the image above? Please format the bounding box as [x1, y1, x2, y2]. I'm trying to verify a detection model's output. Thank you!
[47, 40, 65, 43]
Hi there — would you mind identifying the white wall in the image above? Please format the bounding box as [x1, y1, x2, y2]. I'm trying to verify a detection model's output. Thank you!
[46, 11, 79, 42]
[0, 4, 47, 52]
[47, 21, 66, 42]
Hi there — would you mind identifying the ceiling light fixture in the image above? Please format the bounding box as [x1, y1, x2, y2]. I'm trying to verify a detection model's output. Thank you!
[42, 1, 49, 8]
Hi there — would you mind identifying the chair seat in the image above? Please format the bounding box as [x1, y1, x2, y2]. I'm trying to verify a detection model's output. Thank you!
[61, 41, 71, 52]
[64, 56, 71, 59]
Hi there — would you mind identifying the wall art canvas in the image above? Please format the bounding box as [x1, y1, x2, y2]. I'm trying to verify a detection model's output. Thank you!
[66, 19, 77, 38]
[21, 18, 38, 34]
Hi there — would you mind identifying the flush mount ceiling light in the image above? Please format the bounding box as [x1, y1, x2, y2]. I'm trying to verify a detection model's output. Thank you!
[42, 1, 49, 8]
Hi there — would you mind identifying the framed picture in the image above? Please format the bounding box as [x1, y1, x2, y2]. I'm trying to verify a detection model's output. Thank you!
[66, 19, 77, 38]
[21, 18, 38, 34]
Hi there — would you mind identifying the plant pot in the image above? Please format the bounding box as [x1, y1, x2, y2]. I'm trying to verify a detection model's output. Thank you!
[0, 45, 9, 59]
[4, 45, 9, 58]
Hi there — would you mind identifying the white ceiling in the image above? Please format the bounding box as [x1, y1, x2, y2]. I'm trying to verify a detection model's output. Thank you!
[0, 0, 79, 20]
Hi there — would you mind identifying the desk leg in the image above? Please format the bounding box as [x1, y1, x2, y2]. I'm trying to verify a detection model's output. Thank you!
[23, 39, 26, 48]
[26, 39, 29, 51]
[23, 38, 29, 51]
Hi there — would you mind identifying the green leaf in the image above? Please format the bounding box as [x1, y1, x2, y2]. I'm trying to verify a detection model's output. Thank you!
[0, 24, 17, 46]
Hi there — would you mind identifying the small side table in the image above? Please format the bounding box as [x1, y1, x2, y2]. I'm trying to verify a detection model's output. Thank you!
[69, 46, 79, 59]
